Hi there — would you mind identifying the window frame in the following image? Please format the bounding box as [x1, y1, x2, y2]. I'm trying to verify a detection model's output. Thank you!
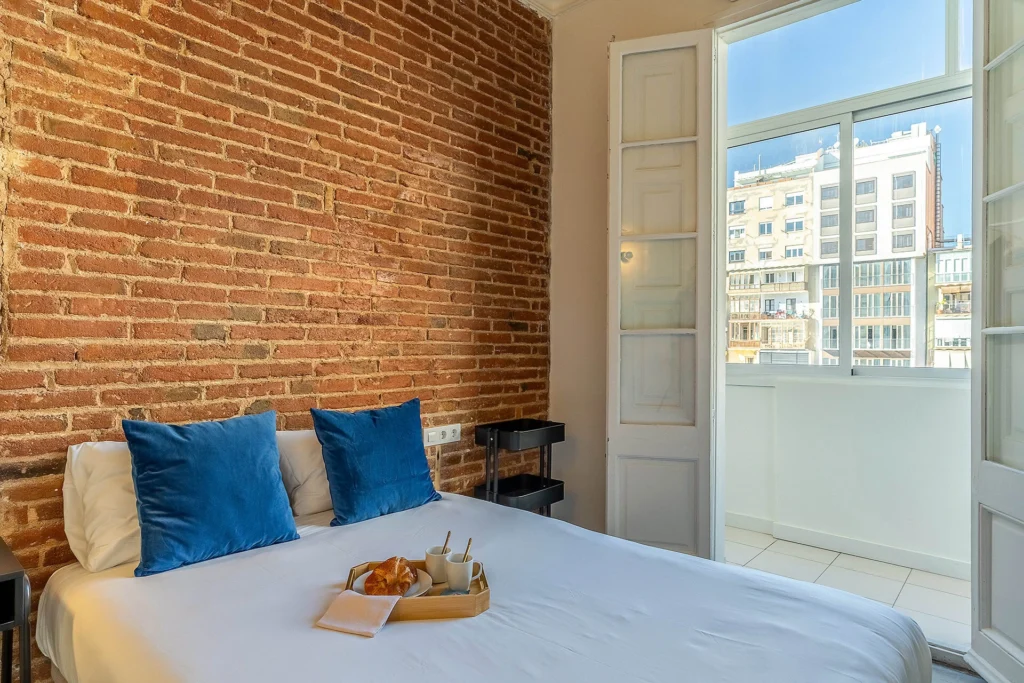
[720, 0, 972, 381]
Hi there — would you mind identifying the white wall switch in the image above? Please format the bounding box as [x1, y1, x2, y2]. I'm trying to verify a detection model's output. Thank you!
[423, 423, 462, 446]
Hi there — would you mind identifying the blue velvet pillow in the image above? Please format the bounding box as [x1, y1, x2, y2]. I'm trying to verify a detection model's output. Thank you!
[311, 399, 441, 526]
[123, 411, 299, 577]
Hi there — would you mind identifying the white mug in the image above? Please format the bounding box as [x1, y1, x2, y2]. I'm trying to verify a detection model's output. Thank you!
[425, 545, 451, 584]
[445, 553, 482, 593]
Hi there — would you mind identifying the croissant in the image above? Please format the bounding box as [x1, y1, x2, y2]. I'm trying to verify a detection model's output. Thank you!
[364, 556, 417, 596]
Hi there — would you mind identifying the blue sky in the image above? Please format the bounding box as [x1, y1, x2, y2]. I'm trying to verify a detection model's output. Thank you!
[726, 0, 973, 238]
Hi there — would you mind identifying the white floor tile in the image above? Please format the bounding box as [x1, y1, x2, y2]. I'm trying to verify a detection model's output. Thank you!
[746, 550, 829, 582]
[815, 565, 905, 605]
[895, 583, 971, 624]
[906, 569, 971, 598]
[767, 539, 839, 564]
[831, 554, 911, 582]
[725, 540, 763, 566]
[725, 526, 774, 549]
[896, 606, 971, 653]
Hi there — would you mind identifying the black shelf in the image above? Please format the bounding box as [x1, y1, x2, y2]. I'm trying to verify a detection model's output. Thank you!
[476, 419, 565, 516]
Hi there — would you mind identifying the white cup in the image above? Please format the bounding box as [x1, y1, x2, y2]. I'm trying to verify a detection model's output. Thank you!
[445, 553, 482, 593]
[425, 545, 451, 584]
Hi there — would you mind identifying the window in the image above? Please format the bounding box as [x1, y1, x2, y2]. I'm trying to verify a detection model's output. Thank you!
[759, 249, 772, 261]
[854, 208, 877, 233]
[822, 295, 838, 319]
[893, 232, 915, 250]
[821, 185, 839, 201]
[855, 236, 876, 254]
[729, 273, 760, 289]
[785, 219, 803, 232]
[822, 265, 839, 289]
[854, 293, 882, 318]
[785, 192, 804, 206]
[729, 226, 745, 239]
[729, 200, 745, 215]
[893, 202, 915, 228]
[884, 292, 911, 317]
[821, 213, 839, 228]
[884, 259, 912, 285]
[759, 221, 773, 235]
[822, 325, 839, 350]
[856, 179, 876, 195]
[763, 298, 776, 314]
[729, 250, 745, 263]
[894, 173, 915, 190]
[785, 298, 797, 316]
[759, 196, 773, 210]
[785, 247, 803, 258]
[821, 240, 839, 257]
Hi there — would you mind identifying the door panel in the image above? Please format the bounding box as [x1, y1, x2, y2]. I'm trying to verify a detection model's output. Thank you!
[622, 47, 698, 142]
[608, 30, 715, 559]
[989, 511, 1024, 653]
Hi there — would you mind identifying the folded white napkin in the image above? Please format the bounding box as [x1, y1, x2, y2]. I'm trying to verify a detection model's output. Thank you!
[316, 590, 401, 637]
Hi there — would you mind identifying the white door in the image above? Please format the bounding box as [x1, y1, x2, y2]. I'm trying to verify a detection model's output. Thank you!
[607, 31, 720, 560]
[968, 2, 1024, 681]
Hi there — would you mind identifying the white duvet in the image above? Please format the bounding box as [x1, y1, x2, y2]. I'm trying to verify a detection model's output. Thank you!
[38, 494, 931, 683]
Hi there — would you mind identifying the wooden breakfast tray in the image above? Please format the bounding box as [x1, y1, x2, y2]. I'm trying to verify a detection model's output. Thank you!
[345, 560, 489, 622]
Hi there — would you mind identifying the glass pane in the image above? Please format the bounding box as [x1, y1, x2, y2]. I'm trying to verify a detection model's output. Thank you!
[622, 47, 697, 142]
[854, 99, 973, 368]
[989, 0, 1024, 61]
[622, 143, 697, 235]
[958, 0, 973, 71]
[728, 0, 946, 126]
[987, 334, 1024, 472]
[725, 125, 839, 366]
[620, 335, 695, 426]
[620, 239, 696, 330]
[988, 49, 1024, 195]
[986, 186, 1024, 327]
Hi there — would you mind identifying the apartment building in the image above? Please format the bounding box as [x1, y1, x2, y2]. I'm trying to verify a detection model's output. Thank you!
[811, 123, 937, 367]
[727, 153, 819, 364]
[929, 237, 973, 369]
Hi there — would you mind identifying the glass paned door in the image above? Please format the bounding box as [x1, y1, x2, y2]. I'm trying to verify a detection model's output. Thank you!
[968, 2, 1024, 680]
[607, 31, 716, 560]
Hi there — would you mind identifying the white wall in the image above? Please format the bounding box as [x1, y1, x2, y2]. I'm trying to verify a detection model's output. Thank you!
[726, 375, 972, 578]
[549, 0, 799, 533]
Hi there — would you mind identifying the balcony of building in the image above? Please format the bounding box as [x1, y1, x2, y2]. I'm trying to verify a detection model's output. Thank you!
[937, 301, 972, 316]
[725, 372, 970, 652]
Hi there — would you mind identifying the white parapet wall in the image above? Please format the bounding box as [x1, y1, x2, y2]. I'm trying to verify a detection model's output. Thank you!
[725, 372, 971, 579]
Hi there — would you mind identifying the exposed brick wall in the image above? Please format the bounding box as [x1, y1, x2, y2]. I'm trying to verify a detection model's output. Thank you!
[0, 0, 550, 676]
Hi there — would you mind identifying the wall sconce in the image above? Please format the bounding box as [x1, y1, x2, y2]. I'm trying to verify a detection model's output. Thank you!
[620, 250, 633, 264]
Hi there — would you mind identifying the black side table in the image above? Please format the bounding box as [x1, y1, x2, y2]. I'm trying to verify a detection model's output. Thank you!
[0, 537, 30, 683]
[473, 419, 565, 517]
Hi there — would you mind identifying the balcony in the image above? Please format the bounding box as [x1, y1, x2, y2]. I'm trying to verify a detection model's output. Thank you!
[936, 272, 972, 284]
[725, 372, 971, 651]
[937, 302, 971, 315]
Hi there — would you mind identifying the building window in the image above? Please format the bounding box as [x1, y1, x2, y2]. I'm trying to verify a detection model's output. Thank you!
[759, 249, 772, 261]
[855, 208, 875, 224]
[785, 192, 804, 206]
[884, 259, 912, 285]
[785, 298, 797, 316]
[854, 293, 882, 318]
[822, 295, 838, 319]
[893, 232, 915, 250]
[729, 200, 745, 215]
[856, 179, 876, 195]
[884, 292, 911, 317]
[759, 196, 773, 210]
[821, 213, 839, 228]
[822, 325, 839, 350]
[785, 247, 803, 258]
[893, 202, 915, 228]
[855, 236, 876, 254]
[759, 221, 773, 235]
[763, 298, 776, 314]
[785, 219, 804, 232]
[729, 226, 745, 239]
[729, 249, 745, 263]
[821, 240, 839, 257]
[821, 185, 839, 201]
[894, 173, 915, 190]
[822, 265, 839, 289]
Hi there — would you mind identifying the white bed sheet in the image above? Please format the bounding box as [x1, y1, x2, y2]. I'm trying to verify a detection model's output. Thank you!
[38, 494, 931, 683]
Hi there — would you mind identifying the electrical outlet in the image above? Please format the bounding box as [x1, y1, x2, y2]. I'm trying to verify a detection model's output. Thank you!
[423, 423, 461, 446]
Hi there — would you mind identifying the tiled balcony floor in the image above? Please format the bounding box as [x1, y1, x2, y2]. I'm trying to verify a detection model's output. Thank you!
[725, 526, 971, 653]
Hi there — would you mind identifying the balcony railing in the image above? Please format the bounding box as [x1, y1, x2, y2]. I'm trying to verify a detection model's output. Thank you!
[938, 302, 972, 315]
[936, 272, 972, 284]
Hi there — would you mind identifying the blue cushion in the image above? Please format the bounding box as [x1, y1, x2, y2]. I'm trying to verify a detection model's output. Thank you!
[123, 412, 298, 577]
[311, 399, 441, 526]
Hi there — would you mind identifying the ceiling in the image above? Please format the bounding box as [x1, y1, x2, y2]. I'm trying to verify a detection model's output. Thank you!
[516, 0, 588, 17]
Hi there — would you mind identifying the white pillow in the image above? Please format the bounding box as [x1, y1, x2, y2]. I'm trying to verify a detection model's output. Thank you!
[276, 430, 332, 516]
[65, 441, 140, 573]
[63, 430, 332, 573]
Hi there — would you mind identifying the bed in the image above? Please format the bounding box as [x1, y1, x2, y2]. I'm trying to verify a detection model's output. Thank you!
[37, 493, 931, 683]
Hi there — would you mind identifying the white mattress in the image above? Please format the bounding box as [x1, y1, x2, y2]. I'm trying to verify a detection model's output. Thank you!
[38, 494, 931, 683]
